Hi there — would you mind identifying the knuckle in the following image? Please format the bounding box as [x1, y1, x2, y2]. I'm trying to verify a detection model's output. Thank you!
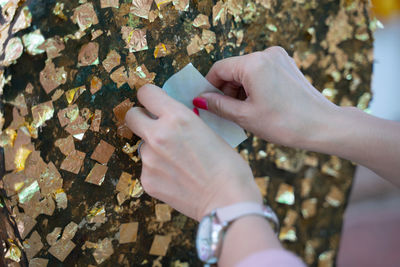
[235, 105, 250, 125]
[140, 176, 155, 196]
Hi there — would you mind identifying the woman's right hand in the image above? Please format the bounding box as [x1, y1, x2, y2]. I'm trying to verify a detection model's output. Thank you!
[194, 46, 338, 149]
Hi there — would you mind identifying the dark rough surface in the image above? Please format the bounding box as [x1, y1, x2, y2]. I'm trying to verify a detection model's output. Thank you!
[0, 0, 373, 266]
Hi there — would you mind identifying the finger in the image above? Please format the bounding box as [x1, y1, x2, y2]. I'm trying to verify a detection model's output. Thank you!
[137, 84, 181, 117]
[125, 107, 154, 140]
[196, 92, 248, 125]
[206, 56, 246, 89]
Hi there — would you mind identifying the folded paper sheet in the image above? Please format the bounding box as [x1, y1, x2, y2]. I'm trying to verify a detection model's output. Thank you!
[162, 63, 248, 147]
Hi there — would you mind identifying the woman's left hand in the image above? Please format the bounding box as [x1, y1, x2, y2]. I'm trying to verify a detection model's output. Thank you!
[125, 84, 262, 221]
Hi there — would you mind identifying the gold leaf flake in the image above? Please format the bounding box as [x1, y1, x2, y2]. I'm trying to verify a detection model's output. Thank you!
[130, 0, 153, 19]
[78, 42, 99, 67]
[39, 61, 67, 94]
[60, 150, 86, 174]
[283, 210, 298, 227]
[5, 243, 22, 262]
[29, 258, 49, 267]
[3, 37, 23, 66]
[90, 109, 102, 132]
[91, 29, 104, 40]
[155, 204, 171, 222]
[31, 101, 54, 128]
[49, 239, 76, 262]
[41, 36, 65, 59]
[275, 183, 295, 205]
[102, 50, 121, 73]
[12, 6, 32, 34]
[85, 163, 108, 186]
[55, 135, 75, 156]
[212, 1, 227, 26]
[187, 35, 204, 56]
[119, 222, 139, 244]
[91, 140, 115, 164]
[279, 226, 297, 242]
[66, 85, 86, 104]
[22, 30, 45, 55]
[110, 66, 128, 88]
[100, 0, 119, 8]
[173, 0, 189, 11]
[92, 238, 114, 264]
[154, 43, 170, 58]
[23, 231, 43, 260]
[193, 14, 210, 29]
[87, 203, 107, 224]
[201, 29, 216, 45]
[90, 76, 102, 94]
[71, 3, 99, 31]
[155, 0, 172, 9]
[46, 227, 62, 246]
[301, 198, 317, 219]
[149, 235, 171, 256]
[121, 27, 148, 53]
[325, 186, 344, 207]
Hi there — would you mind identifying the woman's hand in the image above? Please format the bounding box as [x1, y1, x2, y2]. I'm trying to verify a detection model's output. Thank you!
[125, 84, 262, 221]
[193, 46, 338, 149]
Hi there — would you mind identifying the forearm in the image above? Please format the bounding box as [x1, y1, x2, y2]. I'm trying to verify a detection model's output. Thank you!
[305, 106, 400, 185]
[219, 215, 282, 266]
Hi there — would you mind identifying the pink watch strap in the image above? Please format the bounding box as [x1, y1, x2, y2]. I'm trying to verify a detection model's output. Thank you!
[215, 202, 267, 223]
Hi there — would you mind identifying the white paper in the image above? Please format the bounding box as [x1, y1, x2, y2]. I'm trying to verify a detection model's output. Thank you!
[162, 63, 248, 148]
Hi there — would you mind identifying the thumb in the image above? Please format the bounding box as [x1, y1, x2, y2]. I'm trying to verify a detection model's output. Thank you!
[193, 92, 247, 124]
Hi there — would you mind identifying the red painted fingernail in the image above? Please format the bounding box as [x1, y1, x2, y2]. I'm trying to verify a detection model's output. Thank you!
[193, 107, 199, 116]
[193, 97, 208, 110]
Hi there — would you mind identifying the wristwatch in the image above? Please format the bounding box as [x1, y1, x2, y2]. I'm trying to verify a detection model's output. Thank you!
[195, 202, 280, 265]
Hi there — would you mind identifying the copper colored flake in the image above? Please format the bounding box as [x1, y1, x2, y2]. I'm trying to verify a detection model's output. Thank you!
[155, 0, 172, 9]
[279, 226, 297, 242]
[62, 221, 78, 240]
[22, 30, 45, 55]
[78, 42, 99, 67]
[91, 140, 115, 164]
[116, 172, 144, 205]
[325, 186, 344, 207]
[23, 231, 43, 259]
[53, 2, 67, 20]
[100, 0, 119, 8]
[110, 66, 128, 88]
[49, 239, 76, 262]
[12, 6, 32, 34]
[58, 105, 79, 127]
[25, 83, 34, 94]
[102, 50, 121, 73]
[302, 198, 317, 219]
[16, 213, 37, 239]
[28, 258, 48, 267]
[130, 0, 153, 19]
[51, 89, 64, 101]
[55, 190, 68, 209]
[91, 29, 103, 40]
[85, 163, 108, 186]
[149, 235, 171, 256]
[318, 250, 335, 267]
[60, 150, 85, 174]
[128, 64, 156, 89]
[119, 222, 139, 244]
[90, 76, 102, 94]
[72, 3, 99, 31]
[31, 101, 54, 128]
[55, 135, 75, 156]
[41, 36, 65, 59]
[193, 14, 210, 29]
[187, 35, 204, 56]
[121, 27, 148, 52]
[202, 29, 216, 45]
[46, 227, 62, 246]
[283, 210, 298, 227]
[275, 183, 295, 205]
[66, 85, 86, 104]
[155, 204, 171, 222]
[212, 1, 227, 26]
[93, 238, 114, 264]
[5, 242, 21, 262]
[40, 60, 67, 94]
[114, 99, 134, 122]
[3, 37, 23, 66]
[173, 0, 189, 11]
[90, 109, 102, 132]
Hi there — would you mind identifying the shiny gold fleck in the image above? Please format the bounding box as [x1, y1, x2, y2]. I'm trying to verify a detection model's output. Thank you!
[65, 86, 86, 104]
[321, 156, 341, 178]
[212, 1, 227, 26]
[275, 183, 295, 205]
[87, 204, 107, 224]
[110, 66, 128, 88]
[154, 43, 170, 58]
[119, 222, 139, 244]
[279, 226, 297, 242]
[31, 101, 54, 128]
[90, 76, 102, 94]
[155, 0, 172, 9]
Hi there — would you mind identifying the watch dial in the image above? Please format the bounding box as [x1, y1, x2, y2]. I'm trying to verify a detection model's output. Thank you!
[196, 215, 212, 262]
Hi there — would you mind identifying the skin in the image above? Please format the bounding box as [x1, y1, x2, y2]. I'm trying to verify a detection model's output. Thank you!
[125, 46, 400, 266]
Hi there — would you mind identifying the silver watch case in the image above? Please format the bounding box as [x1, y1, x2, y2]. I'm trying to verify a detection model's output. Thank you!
[196, 210, 226, 264]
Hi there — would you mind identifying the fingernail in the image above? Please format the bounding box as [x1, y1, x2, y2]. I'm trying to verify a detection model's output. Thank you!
[193, 97, 208, 110]
[193, 107, 199, 116]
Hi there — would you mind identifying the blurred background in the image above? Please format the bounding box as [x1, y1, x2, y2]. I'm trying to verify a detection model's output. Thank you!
[337, 1, 400, 266]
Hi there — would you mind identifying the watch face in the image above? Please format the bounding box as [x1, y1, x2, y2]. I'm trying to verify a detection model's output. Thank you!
[196, 215, 213, 262]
